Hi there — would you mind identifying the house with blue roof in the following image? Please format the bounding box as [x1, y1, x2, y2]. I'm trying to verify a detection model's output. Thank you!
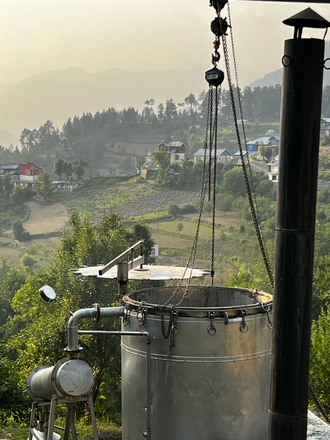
[246, 136, 279, 154]
[193, 148, 233, 164]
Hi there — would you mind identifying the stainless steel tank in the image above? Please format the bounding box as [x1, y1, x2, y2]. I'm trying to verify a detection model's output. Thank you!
[121, 286, 273, 440]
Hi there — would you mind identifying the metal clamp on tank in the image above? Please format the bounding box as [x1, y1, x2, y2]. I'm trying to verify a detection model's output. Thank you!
[207, 311, 217, 336]
[239, 309, 249, 333]
[261, 303, 273, 329]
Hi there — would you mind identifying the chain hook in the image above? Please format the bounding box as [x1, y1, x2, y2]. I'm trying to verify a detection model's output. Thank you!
[239, 309, 249, 333]
[261, 303, 273, 329]
[123, 308, 130, 327]
[207, 311, 217, 336]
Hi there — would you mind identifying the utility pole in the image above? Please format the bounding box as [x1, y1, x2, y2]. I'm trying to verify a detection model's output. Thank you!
[269, 9, 329, 440]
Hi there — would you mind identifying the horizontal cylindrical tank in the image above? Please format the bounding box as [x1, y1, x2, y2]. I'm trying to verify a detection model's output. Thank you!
[26, 358, 94, 401]
[121, 286, 272, 440]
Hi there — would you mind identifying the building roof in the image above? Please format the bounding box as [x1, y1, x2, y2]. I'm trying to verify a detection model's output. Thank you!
[267, 158, 279, 166]
[161, 141, 184, 148]
[321, 117, 330, 123]
[234, 151, 248, 158]
[193, 148, 232, 157]
[0, 164, 19, 170]
[247, 136, 279, 146]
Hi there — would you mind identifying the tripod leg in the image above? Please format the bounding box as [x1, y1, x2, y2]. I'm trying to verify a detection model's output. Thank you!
[47, 398, 56, 440]
[88, 394, 99, 440]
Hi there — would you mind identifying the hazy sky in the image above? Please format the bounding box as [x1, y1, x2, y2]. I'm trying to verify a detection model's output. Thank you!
[1, 0, 330, 85]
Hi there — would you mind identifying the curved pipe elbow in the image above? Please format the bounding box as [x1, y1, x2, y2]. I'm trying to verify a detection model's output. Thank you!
[65, 305, 125, 353]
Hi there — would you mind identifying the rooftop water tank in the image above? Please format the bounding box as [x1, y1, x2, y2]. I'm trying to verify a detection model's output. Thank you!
[121, 285, 272, 440]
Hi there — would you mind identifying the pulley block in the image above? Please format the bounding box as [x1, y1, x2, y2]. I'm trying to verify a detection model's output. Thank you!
[205, 67, 225, 87]
[209, 0, 228, 12]
[211, 17, 230, 37]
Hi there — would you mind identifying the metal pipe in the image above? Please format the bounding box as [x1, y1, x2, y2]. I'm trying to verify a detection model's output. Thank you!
[78, 329, 151, 439]
[65, 305, 125, 352]
[269, 37, 324, 439]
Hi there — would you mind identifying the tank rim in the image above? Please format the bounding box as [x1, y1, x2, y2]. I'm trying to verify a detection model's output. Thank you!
[123, 286, 273, 313]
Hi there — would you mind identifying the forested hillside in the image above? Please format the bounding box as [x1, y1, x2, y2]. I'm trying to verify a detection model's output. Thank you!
[0, 85, 283, 179]
[2, 83, 330, 438]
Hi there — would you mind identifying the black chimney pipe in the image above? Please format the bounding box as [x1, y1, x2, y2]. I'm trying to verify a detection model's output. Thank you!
[269, 9, 328, 440]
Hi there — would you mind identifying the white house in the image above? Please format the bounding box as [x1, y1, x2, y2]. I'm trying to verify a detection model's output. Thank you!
[234, 150, 249, 165]
[267, 155, 279, 182]
[158, 142, 185, 165]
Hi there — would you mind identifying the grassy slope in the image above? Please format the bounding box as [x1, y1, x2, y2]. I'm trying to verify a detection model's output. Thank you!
[0, 179, 259, 286]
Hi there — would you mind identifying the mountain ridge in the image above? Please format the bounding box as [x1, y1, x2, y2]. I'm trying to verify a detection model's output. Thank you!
[0, 67, 207, 145]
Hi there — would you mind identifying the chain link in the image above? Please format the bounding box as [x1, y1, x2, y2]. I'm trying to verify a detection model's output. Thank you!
[220, 21, 274, 289]
[211, 86, 221, 285]
[226, 3, 273, 288]
[161, 87, 213, 309]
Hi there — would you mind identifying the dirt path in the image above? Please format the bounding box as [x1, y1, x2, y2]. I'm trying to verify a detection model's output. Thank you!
[24, 201, 68, 235]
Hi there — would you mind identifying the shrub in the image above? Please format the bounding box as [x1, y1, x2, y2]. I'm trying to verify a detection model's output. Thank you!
[318, 188, 330, 204]
[20, 254, 37, 268]
[135, 176, 145, 184]
[12, 220, 30, 241]
[181, 204, 197, 214]
[168, 202, 181, 218]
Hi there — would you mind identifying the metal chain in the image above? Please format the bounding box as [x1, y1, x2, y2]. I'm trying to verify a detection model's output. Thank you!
[208, 88, 214, 201]
[226, 3, 273, 288]
[220, 29, 274, 288]
[211, 86, 220, 284]
[161, 87, 213, 309]
[224, 3, 328, 421]
[161, 308, 173, 339]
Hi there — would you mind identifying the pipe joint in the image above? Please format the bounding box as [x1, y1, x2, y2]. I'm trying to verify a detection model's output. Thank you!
[65, 305, 125, 353]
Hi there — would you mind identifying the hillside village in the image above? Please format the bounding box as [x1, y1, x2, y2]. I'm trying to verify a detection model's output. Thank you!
[0, 135, 281, 189]
[2, 89, 330, 439]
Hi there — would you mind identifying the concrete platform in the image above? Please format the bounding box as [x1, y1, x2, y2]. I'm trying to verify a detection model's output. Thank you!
[308, 410, 330, 439]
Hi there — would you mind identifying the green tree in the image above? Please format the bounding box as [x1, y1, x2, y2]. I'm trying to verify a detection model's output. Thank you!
[65, 162, 73, 180]
[6, 211, 154, 420]
[153, 147, 170, 184]
[12, 220, 30, 241]
[0, 352, 29, 423]
[0, 262, 28, 330]
[318, 188, 330, 204]
[53, 158, 66, 179]
[2, 173, 13, 202]
[216, 194, 233, 216]
[20, 254, 37, 268]
[10, 185, 25, 206]
[165, 99, 177, 121]
[187, 134, 204, 156]
[184, 93, 197, 112]
[259, 144, 272, 163]
[168, 202, 181, 219]
[72, 159, 88, 179]
[34, 172, 56, 201]
[310, 310, 330, 413]
[136, 156, 146, 174]
[221, 167, 246, 198]
[177, 222, 184, 233]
